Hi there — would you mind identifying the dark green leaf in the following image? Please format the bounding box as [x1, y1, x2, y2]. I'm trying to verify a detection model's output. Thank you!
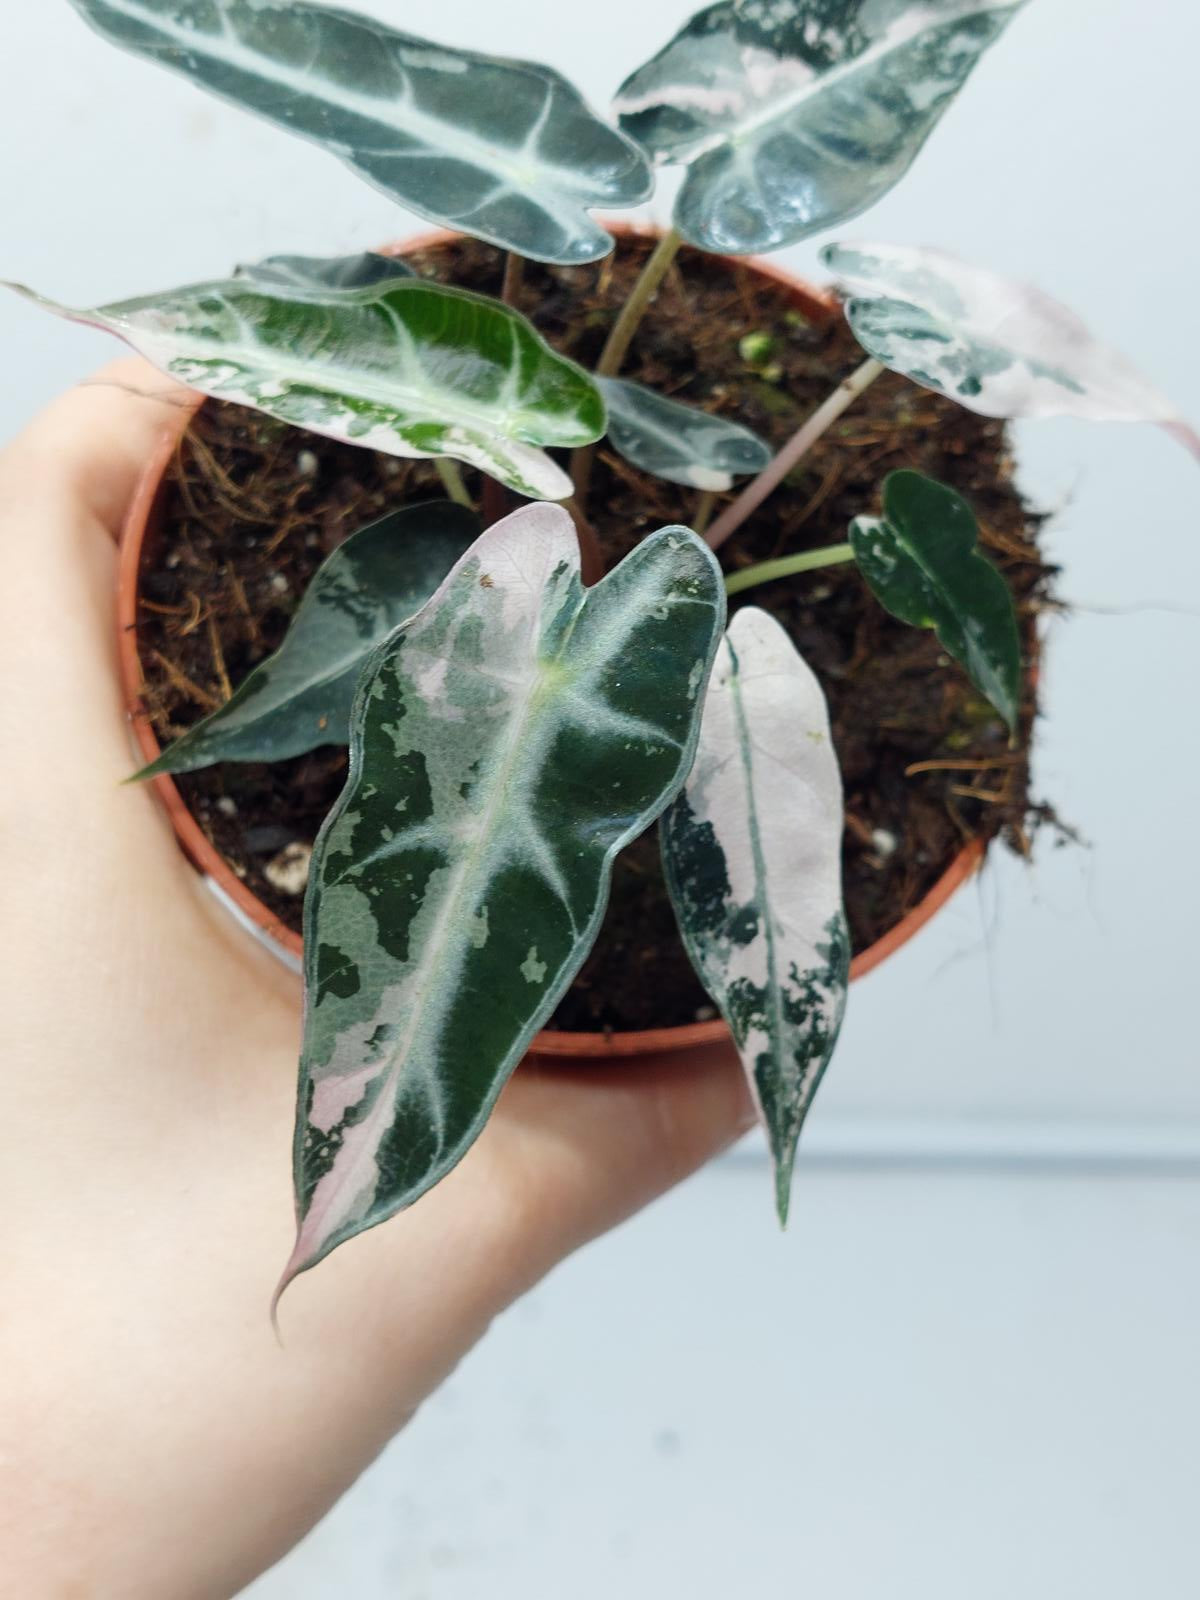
[280, 503, 725, 1291]
[67, 0, 652, 264]
[850, 470, 1020, 730]
[134, 501, 480, 779]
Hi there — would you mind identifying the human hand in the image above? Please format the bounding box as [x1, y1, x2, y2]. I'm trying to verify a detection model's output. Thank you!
[0, 361, 753, 1599]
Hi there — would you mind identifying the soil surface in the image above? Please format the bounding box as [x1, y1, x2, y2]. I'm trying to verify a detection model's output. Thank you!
[136, 233, 1057, 1032]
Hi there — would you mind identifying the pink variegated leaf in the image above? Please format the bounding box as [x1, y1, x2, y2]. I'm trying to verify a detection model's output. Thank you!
[823, 242, 1200, 463]
[280, 505, 725, 1298]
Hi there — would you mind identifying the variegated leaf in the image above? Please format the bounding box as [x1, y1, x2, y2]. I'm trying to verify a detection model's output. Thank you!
[234, 252, 415, 292]
[134, 501, 479, 778]
[850, 469, 1020, 730]
[662, 607, 848, 1224]
[284, 505, 725, 1290]
[6, 275, 604, 499]
[615, 0, 1024, 254]
[823, 242, 1200, 459]
[66, 0, 652, 265]
[598, 377, 771, 490]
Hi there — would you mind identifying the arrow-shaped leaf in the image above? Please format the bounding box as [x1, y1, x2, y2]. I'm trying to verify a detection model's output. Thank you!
[662, 607, 848, 1223]
[6, 275, 605, 499]
[850, 469, 1020, 730]
[598, 376, 771, 490]
[134, 501, 480, 779]
[234, 252, 415, 293]
[283, 504, 725, 1290]
[615, 0, 1024, 254]
[67, 0, 653, 265]
[822, 241, 1200, 461]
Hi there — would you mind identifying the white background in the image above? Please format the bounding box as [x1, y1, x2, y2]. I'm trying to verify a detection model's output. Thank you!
[2, 3, 1198, 1595]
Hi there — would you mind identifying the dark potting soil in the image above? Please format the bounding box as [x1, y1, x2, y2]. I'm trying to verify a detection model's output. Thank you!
[136, 233, 1058, 1032]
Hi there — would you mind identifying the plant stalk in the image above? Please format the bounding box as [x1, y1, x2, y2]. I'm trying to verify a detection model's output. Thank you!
[724, 542, 855, 598]
[571, 226, 684, 502]
[501, 251, 525, 306]
[435, 457, 474, 508]
[692, 488, 718, 536]
[595, 226, 683, 379]
[705, 357, 885, 553]
[563, 496, 606, 586]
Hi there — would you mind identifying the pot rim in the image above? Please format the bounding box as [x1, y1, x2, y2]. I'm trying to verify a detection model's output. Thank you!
[115, 219, 991, 1059]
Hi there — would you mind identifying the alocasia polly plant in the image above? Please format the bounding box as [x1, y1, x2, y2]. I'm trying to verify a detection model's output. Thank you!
[11, 0, 1195, 1290]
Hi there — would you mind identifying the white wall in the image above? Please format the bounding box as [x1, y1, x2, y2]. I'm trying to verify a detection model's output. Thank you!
[3, 8, 1198, 1594]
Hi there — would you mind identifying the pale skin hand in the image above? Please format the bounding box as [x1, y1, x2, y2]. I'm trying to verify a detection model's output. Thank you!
[0, 360, 753, 1600]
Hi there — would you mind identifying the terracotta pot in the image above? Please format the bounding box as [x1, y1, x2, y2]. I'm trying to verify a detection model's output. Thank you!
[116, 222, 991, 1067]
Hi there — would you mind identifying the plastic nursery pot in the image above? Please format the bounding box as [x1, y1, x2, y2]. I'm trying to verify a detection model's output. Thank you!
[116, 222, 991, 1069]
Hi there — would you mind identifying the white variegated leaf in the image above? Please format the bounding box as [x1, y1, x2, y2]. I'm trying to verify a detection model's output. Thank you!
[283, 505, 725, 1292]
[234, 252, 415, 292]
[823, 242, 1200, 459]
[5, 275, 605, 500]
[67, 0, 653, 264]
[615, 0, 1024, 254]
[598, 377, 771, 490]
[662, 607, 848, 1223]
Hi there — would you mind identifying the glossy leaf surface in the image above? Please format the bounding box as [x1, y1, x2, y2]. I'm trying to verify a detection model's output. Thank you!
[615, 0, 1024, 254]
[67, 0, 652, 264]
[662, 607, 848, 1222]
[823, 241, 1200, 458]
[235, 252, 415, 292]
[8, 276, 604, 499]
[850, 469, 1020, 730]
[134, 502, 479, 778]
[598, 377, 771, 490]
[285, 505, 725, 1288]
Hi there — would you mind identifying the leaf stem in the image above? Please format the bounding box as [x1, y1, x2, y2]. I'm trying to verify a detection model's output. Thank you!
[705, 357, 885, 553]
[501, 251, 525, 306]
[724, 542, 855, 598]
[596, 226, 683, 379]
[572, 226, 684, 501]
[692, 488, 718, 536]
[435, 457, 474, 508]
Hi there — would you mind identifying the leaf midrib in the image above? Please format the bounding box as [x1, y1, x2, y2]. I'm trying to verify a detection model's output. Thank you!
[727, 636, 786, 1086]
[112, 294, 550, 446]
[305, 598, 584, 1249]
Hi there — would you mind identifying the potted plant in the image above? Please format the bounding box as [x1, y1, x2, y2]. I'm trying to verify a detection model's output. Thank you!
[9, 0, 1195, 1301]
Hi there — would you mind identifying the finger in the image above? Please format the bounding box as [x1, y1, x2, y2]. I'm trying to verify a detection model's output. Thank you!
[0, 356, 192, 546]
[0, 360, 195, 820]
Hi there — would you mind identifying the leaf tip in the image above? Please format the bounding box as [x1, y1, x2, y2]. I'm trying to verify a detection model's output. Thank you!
[123, 758, 163, 785]
[772, 1147, 797, 1230]
[270, 1235, 314, 1334]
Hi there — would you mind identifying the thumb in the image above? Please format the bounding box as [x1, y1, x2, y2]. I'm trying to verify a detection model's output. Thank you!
[0, 359, 194, 802]
[0, 356, 192, 546]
